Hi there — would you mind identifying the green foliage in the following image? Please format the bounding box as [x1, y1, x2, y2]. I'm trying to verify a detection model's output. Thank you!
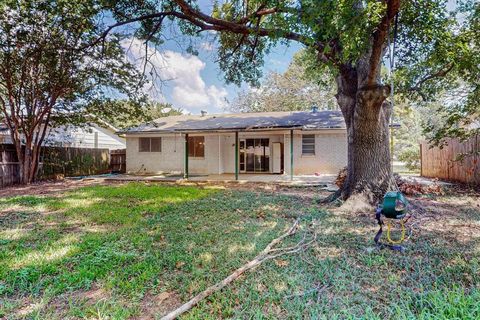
[105, 0, 407, 85]
[231, 50, 337, 112]
[210, 0, 390, 84]
[398, 146, 420, 171]
[0, 0, 145, 128]
[38, 147, 110, 178]
[395, 1, 479, 150]
[98, 100, 184, 129]
[390, 99, 423, 166]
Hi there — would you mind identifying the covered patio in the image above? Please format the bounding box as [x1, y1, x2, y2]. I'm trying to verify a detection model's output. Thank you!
[121, 110, 348, 178]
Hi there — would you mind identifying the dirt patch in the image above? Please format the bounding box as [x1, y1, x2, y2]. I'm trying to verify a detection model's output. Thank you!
[79, 286, 110, 301]
[136, 291, 182, 320]
[408, 195, 480, 243]
[45, 285, 112, 318]
[0, 179, 110, 198]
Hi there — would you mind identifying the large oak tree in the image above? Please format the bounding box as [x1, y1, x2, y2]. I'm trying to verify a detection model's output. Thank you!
[102, 0, 476, 203]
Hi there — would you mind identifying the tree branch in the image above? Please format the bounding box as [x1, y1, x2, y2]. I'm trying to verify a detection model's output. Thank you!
[92, 1, 315, 53]
[366, 0, 401, 86]
[412, 62, 455, 90]
[160, 219, 308, 320]
[236, 6, 285, 24]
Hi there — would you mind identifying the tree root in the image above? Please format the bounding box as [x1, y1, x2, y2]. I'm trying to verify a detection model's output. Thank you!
[160, 218, 316, 320]
[320, 189, 343, 204]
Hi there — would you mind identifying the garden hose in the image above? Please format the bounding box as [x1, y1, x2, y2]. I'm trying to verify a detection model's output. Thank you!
[386, 219, 406, 244]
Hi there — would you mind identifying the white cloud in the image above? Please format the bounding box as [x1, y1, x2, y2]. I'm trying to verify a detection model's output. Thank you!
[121, 38, 227, 112]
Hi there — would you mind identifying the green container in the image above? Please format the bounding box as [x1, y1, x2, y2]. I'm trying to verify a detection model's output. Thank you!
[381, 191, 408, 219]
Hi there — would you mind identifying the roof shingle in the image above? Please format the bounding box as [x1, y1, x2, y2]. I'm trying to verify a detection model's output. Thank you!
[120, 110, 346, 134]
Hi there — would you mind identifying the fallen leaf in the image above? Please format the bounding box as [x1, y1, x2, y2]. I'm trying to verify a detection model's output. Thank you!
[275, 259, 289, 267]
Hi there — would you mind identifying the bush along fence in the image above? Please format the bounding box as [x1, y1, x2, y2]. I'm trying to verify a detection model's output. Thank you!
[0, 144, 119, 188]
[420, 135, 480, 185]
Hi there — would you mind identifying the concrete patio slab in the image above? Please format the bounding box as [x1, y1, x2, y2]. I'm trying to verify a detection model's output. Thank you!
[97, 173, 337, 186]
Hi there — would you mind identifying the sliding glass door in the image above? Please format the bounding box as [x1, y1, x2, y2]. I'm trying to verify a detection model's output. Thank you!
[242, 138, 270, 172]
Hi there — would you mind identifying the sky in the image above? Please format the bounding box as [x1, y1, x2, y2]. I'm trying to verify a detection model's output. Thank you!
[122, 36, 300, 114]
[119, 1, 302, 115]
[120, 0, 459, 115]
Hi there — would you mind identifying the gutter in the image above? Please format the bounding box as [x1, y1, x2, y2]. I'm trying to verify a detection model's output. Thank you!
[116, 124, 400, 136]
[116, 126, 346, 135]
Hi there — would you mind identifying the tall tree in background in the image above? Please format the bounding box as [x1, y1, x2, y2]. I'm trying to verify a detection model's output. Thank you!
[104, 100, 184, 129]
[98, 0, 475, 203]
[395, 2, 479, 150]
[231, 50, 336, 113]
[420, 4, 479, 151]
[0, 0, 144, 184]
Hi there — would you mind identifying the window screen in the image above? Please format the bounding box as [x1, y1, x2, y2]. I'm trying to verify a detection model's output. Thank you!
[139, 137, 161, 152]
[188, 136, 205, 157]
[302, 134, 315, 155]
[139, 138, 151, 152]
[150, 137, 162, 152]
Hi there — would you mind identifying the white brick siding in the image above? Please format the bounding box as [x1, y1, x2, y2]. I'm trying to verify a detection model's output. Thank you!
[284, 132, 347, 175]
[125, 130, 347, 175]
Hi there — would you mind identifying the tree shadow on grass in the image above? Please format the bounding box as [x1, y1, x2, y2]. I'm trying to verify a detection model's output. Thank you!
[213, 198, 480, 319]
[2, 184, 478, 319]
[0, 183, 311, 319]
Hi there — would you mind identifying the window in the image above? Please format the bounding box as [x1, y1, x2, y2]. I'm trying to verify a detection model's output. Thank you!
[302, 134, 315, 155]
[139, 137, 161, 152]
[188, 136, 205, 157]
[139, 138, 150, 152]
[150, 138, 162, 152]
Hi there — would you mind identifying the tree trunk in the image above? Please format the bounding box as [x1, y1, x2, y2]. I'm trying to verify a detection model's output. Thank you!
[13, 136, 36, 185]
[22, 142, 34, 185]
[335, 63, 392, 206]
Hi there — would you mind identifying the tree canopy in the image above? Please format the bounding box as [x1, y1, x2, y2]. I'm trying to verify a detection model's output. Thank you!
[0, 0, 145, 183]
[104, 100, 184, 129]
[230, 50, 337, 113]
[98, 0, 478, 203]
[419, 3, 479, 148]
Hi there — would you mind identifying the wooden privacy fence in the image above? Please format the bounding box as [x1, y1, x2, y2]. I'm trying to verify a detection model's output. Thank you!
[420, 135, 480, 185]
[0, 144, 111, 188]
[0, 145, 20, 187]
[110, 149, 126, 173]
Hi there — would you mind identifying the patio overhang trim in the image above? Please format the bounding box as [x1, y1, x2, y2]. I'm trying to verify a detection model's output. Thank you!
[117, 126, 350, 135]
[117, 123, 401, 135]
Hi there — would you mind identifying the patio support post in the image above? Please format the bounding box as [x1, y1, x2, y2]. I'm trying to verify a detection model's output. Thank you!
[290, 129, 294, 181]
[235, 131, 239, 180]
[184, 133, 189, 179]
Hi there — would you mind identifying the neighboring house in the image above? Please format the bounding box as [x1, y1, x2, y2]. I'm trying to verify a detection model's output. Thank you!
[0, 121, 125, 150]
[119, 110, 348, 176]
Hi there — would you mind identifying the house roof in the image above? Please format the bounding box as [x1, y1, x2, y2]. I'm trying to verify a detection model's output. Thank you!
[119, 110, 347, 134]
[0, 119, 120, 135]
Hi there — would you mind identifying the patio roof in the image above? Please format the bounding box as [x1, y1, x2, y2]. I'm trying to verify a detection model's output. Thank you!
[118, 110, 347, 134]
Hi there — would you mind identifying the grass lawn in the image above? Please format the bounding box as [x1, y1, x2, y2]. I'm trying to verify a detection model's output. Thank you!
[0, 182, 479, 319]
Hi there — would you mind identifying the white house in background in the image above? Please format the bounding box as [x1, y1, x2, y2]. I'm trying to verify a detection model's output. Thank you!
[118, 110, 349, 177]
[0, 121, 125, 150]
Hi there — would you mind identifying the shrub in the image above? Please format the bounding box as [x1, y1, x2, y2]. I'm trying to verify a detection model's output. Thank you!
[398, 147, 420, 171]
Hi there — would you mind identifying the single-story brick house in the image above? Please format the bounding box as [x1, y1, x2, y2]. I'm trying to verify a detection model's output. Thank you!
[119, 110, 348, 178]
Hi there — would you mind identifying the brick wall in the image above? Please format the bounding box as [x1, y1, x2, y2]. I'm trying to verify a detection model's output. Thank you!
[126, 130, 347, 175]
